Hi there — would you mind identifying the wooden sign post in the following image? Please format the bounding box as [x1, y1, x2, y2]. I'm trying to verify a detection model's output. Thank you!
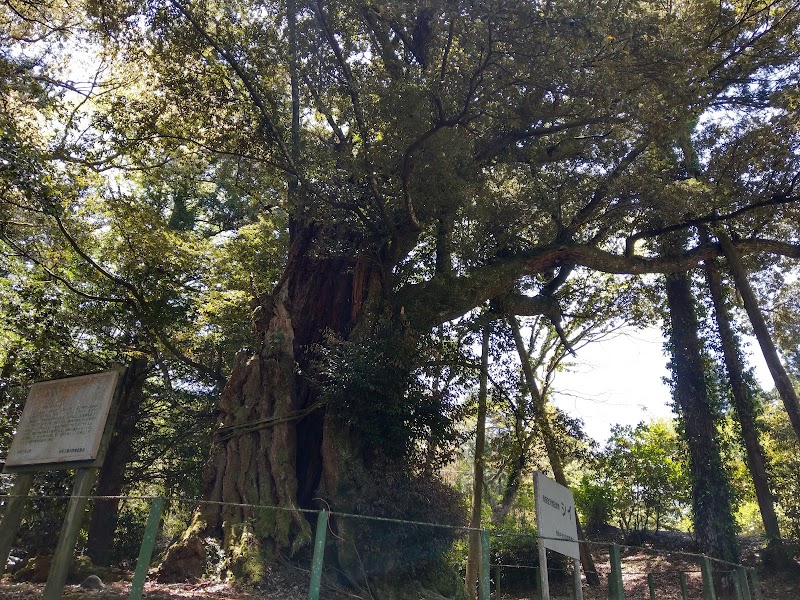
[0, 367, 126, 599]
[534, 471, 583, 600]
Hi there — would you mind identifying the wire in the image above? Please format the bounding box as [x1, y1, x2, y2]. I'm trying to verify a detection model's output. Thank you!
[0, 491, 776, 570]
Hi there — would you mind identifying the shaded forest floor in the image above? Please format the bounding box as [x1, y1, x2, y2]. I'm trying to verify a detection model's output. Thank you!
[1, 535, 799, 599]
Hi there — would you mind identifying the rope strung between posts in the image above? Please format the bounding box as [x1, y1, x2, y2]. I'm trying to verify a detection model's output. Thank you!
[0, 491, 774, 570]
[213, 399, 327, 441]
[492, 563, 705, 576]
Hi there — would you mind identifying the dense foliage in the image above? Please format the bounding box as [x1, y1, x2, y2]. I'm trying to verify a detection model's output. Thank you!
[1, 0, 800, 590]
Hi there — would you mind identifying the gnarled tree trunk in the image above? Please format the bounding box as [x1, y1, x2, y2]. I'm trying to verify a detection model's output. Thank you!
[158, 224, 386, 581]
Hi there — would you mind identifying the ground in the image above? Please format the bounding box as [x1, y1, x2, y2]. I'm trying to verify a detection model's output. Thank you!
[2, 536, 798, 599]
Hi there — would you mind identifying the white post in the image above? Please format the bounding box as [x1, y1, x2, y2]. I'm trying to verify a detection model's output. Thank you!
[538, 538, 550, 600]
[573, 556, 583, 600]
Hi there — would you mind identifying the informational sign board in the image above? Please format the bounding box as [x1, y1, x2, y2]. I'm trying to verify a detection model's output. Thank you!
[534, 471, 580, 560]
[4, 370, 122, 469]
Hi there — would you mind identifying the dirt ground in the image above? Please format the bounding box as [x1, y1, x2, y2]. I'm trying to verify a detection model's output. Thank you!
[1, 569, 799, 600]
[1, 544, 798, 599]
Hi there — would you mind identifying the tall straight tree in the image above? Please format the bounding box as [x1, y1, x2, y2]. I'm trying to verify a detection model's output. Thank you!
[664, 259, 739, 564]
[86, 359, 151, 566]
[702, 235, 787, 566]
[716, 230, 800, 442]
[465, 315, 490, 600]
[509, 316, 601, 586]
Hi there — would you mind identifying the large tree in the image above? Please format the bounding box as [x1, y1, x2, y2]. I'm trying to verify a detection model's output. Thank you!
[4, 0, 800, 587]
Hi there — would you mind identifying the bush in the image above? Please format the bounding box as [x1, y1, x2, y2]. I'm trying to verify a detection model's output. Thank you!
[574, 475, 614, 530]
[336, 464, 467, 592]
[490, 529, 569, 592]
[111, 501, 150, 564]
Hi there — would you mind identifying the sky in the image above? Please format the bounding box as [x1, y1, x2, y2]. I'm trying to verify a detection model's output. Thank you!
[550, 325, 772, 443]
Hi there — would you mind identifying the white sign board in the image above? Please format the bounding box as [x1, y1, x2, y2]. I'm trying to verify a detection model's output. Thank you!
[5, 371, 121, 468]
[534, 472, 579, 560]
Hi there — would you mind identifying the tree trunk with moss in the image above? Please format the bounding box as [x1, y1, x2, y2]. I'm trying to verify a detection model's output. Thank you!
[158, 225, 386, 581]
[664, 269, 739, 564]
[86, 359, 149, 566]
[703, 251, 788, 567]
[716, 230, 800, 442]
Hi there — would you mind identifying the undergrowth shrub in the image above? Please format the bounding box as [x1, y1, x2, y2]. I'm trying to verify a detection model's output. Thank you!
[337, 464, 467, 593]
[490, 529, 569, 592]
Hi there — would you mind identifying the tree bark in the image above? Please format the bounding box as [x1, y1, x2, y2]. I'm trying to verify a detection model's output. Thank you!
[86, 358, 150, 566]
[158, 224, 386, 582]
[465, 316, 490, 600]
[510, 317, 601, 587]
[703, 248, 787, 565]
[716, 229, 800, 442]
[664, 269, 739, 564]
[490, 435, 528, 527]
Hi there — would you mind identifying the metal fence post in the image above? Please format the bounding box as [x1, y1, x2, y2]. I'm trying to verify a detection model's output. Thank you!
[128, 497, 166, 600]
[573, 557, 583, 600]
[479, 530, 491, 600]
[494, 564, 501, 600]
[308, 510, 328, 600]
[736, 566, 752, 600]
[749, 568, 763, 600]
[700, 556, 716, 600]
[732, 570, 744, 600]
[609, 544, 625, 600]
[647, 573, 656, 600]
[679, 572, 689, 600]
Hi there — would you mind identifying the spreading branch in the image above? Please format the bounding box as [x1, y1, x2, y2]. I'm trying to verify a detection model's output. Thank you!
[625, 194, 800, 255]
[398, 237, 800, 330]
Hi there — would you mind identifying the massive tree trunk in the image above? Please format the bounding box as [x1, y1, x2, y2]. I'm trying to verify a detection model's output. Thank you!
[703, 249, 788, 566]
[664, 269, 740, 564]
[86, 359, 150, 566]
[158, 224, 387, 581]
[509, 317, 601, 587]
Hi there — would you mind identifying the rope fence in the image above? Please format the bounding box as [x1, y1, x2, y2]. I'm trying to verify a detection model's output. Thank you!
[0, 491, 775, 600]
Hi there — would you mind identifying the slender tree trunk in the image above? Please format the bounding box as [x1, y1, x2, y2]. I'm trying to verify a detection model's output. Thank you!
[510, 317, 601, 586]
[664, 269, 740, 564]
[703, 247, 788, 566]
[491, 439, 527, 526]
[466, 317, 490, 600]
[86, 359, 149, 566]
[716, 230, 800, 442]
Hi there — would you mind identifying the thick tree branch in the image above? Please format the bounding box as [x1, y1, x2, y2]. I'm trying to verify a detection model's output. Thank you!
[569, 141, 649, 234]
[475, 117, 620, 164]
[11, 212, 226, 386]
[397, 238, 800, 330]
[314, 0, 390, 230]
[0, 233, 133, 306]
[51, 213, 149, 310]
